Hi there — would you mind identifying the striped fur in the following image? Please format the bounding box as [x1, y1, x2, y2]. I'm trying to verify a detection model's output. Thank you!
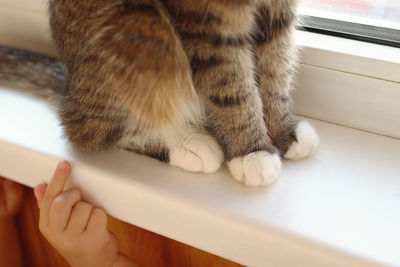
[1, 0, 317, 185]
[0, 45, 66, 96]
[255, 0, 301, 155]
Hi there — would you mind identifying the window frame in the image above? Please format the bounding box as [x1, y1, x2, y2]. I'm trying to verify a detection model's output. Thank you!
[300, 15, 400, 48]
[294, 31, 400, 140]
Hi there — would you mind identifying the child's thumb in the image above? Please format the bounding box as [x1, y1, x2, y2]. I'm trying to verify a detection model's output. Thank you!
[34, 184, 47, 207]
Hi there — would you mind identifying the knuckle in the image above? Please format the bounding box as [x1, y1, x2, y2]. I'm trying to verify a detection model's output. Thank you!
[67, 188, 82, 203]
[56, 233, 82, 252]
[75, 201, 93, 211]
[52, 189, 81, 210]
[93, 208, 108, 222]
[51, 197, 68, 213]
[70, 188, 82, 199]
[93, 208, 107, 218]
[42, 193, 55, 205]
[72, 201, 93, 216]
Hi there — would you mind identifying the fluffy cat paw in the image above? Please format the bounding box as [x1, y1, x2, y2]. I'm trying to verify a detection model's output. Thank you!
[227, 151, 281, 187]
[169, 133, 224, 174]
[284, 121, 319, 161]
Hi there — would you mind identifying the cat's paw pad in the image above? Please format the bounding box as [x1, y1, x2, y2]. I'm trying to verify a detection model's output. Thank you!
[284, 121, 319, 161]
[227, 151, 281, 187]
[169, 133, 224, 174]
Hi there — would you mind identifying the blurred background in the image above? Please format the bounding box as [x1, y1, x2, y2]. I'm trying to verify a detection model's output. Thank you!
[300, 0, 400, 47]
[301, 0, 400, 27]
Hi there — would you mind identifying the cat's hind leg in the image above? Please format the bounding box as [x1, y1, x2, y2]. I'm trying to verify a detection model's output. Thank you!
[57, 1, 224, 173]
[118, 122, 224, 174]
[254, 1, 319, 160]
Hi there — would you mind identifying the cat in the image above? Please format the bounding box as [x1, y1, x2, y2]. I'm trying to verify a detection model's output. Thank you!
[0, 0, 319, 187]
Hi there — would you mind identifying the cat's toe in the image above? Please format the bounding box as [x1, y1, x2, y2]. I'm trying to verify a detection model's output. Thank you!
[169, 133, 224, 174]
[228, 151, 281, 187]
[284, 121, 319, 161]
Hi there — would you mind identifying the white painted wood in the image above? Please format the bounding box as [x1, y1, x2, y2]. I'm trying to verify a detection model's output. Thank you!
[296, 31, 400, 83]
[293, 64, 400, 139]
[1, 87, 400, 267]
[0, 4, 56, 56]
[0, 0, 44, 12]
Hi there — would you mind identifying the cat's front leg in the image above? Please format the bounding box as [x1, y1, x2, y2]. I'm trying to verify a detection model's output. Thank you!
[202, 48, 282, 186]
[179, 7, 281, 187]
[254, 1, 319, 160]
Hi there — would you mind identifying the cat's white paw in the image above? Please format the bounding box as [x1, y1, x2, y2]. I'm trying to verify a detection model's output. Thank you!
[227, 151, 281, 187]
[284, 121, 319, 161]
[169, 133, 224, 174]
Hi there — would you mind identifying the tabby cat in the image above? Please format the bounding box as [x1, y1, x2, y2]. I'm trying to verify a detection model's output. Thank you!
[0, 0, 319, 187]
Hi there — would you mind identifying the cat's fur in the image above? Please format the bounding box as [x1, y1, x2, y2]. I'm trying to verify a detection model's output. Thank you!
[0, 0, 319, 187]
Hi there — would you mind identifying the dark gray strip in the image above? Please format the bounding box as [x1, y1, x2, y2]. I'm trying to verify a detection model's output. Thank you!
[301, 15, 400, 48]
[190, 55, 225, 75]
[125, 146, 170, 163]
[118, 2, 159, 17]
[146, 148, 170, 163]
[255, 12, 296, 43]
[171, 11, 221, 26]
[0, 45, 67, 93]
[209, 94, 247, 107]
[180, 30, 249, 47]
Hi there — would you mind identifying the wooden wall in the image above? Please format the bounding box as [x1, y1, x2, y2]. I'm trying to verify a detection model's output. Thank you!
[13, 185, 243, 267]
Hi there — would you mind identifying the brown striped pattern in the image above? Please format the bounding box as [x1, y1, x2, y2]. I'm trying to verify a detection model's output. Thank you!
[60, 93, 127, 150]
[209, 94, 248, 108]
[254, 7, 296, 44]
[45, 0, 299, 163]
[49, 0, 199, 157]
[0, 45, 66, 94]
[190, 55, 225, 75]
[255, 0, 301, 155]
[168, 1, 277, 159]
[124, 145, 170, 163]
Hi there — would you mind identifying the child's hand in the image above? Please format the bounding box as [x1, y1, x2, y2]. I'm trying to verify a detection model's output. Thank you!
[34, 161, 119, 267]
[0, 177, 24, 221]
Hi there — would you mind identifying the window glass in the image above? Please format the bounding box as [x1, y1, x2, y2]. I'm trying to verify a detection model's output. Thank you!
[299, 0, 400, 47]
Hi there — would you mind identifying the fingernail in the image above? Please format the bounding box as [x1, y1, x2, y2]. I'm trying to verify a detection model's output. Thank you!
[57, 160, 68, 170]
